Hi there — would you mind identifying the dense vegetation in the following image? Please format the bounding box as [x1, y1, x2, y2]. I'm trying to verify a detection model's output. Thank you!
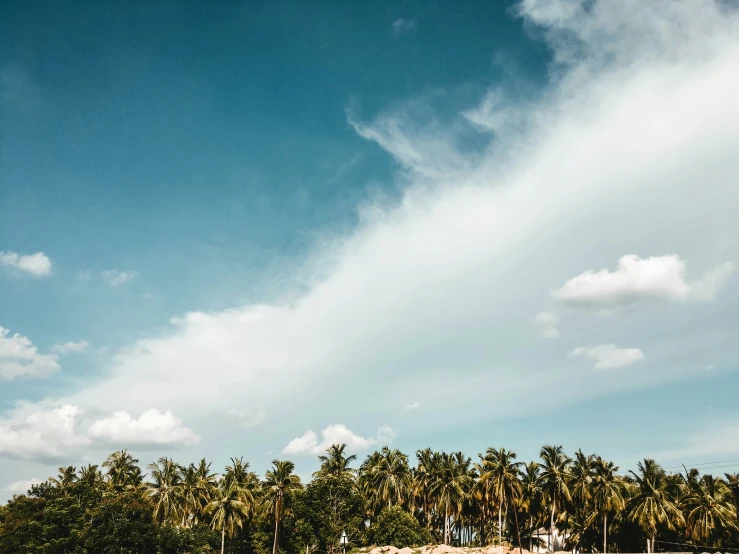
[1, 444, 737, 554]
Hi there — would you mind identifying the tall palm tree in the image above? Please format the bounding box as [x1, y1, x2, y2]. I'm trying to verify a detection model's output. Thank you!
[50, 466, 78, 492]
[414, 448, 437, 531]
[205, 477, 252, 554]
[314, 443, 357, 480]
[478, 447, 522, 545]
[146, 457, 183, 524]
[78, 464, 103, 488]
[360, 447, 412, 512]
[682, 474, 738, 544]
[629, 459, 684, 553]
[519, 462, 543, 551]
[592, 457, 626, 554]
[540, 445, 571, 551]
[102, 450, 143, 491]
[264, 460, 302, 554]
[726, 473, 739, 514]
[429, 451, 473, 545]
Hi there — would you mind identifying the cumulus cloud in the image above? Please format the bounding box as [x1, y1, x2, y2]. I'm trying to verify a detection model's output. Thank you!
[4, 0, 739, 476]
[101, 269, 139, 287]
[570, 344, 645, 370]
[0, 326, 60, 379]
[282, 424, 395, 456]
[229, 409, 266, 428]
[533, 312, 560, 339]
[87, 409, 200, 448]
[4, 478, 42, 495]
[0, 251, 52, 276]
[552, 255, 734, 310]
[0, 405, 89, 461]
[391, 18, 417, 36]
[51, 340, 89, 356]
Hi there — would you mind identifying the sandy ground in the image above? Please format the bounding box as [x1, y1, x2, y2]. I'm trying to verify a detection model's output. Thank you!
[362, 545, 533, 554]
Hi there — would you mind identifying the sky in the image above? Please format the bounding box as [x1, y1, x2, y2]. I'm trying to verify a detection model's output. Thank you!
[2, 0, 739, 499]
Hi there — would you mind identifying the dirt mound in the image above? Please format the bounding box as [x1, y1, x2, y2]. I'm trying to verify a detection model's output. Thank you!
[365, 545, 532, 554]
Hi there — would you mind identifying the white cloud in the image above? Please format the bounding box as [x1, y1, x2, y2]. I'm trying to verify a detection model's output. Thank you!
[570, 344, 645, 370]
[533, 312, 560, 339]
[51, 340, 89, 356]
[4, 478, 42, 495]
[282, 424, 395, 456]
[403, 401, 421, 412]
[101, 269, 139, 287]
[87, 409, 199, 447]
[0, 326, 60, 379]
[0, 405, 89, 461]
[391, 18, 417, 36]
[78, 269, 92, 281]
[0, 251, 52, 276]
[229, 409, 266, 428]
[552, 255, 734, 310]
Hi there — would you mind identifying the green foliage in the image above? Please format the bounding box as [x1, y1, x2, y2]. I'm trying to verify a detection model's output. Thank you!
[295, 475, 367, 554]
[367, 506, 431, 548]
[84, 491, 159, 554]
[1, 445, 738, 554]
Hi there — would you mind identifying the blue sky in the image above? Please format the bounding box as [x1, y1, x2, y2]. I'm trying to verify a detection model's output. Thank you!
[2, 0, 739, 497]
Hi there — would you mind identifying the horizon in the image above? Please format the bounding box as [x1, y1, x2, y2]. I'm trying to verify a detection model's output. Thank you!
[2, 0, 739, 504]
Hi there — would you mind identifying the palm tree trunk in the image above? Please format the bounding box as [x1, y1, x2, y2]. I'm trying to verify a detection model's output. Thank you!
[513, 502, 523, 554]
[549, 503, 555, 552]
[498, 505, 503, 544]
[273, 497, 281, 554]
[602, 514, 607, 554]
[529, 516, 534, 552]
[444, 498, 450, 545]
[221, 528, 225, 554]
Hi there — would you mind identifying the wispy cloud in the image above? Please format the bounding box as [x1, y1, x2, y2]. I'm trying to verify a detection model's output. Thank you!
[570, 344, 645, 370]
[391, 18, 417, 36]
[101, 269, 139, 287]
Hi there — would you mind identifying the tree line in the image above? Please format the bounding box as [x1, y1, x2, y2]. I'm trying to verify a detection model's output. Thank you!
[1, 444, 738, 554]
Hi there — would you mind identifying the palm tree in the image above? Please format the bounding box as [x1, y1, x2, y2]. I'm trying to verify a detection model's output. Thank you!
[629, 459, 684, 553]
[477, 447, 522, 545]
[102, 450, 143, 491]
[592, 457, 626, 554]
[146, 457, 183, 524]
[50, 466, 78, 492]
[360, 447, 412, 512]
[540, 445, 571, 551]
[726, 473, 739, 514]
[682, 474, 738, 544]
[314, 443, 357, 481]
[429, 451, 473, 544]
[519, 462, 543, 551]
[205, 477, 252, 554]
[78, 464, 103, 488]
[264, 460, 302, 554]
[414, 448, 437, 531]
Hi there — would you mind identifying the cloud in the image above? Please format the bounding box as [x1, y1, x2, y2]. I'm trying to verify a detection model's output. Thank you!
[0, 251, 52, 277]
[87, 409, 200, 448]
[570, 344, 645, 370]
[391, 18, 417, 36]
[4, 478, 42, 495]
[533, 312, 560, 339]
[229, 409, 266, 428]
[403, 401, 421, 412]
[0, 405, 89, 461]
[0, 326, 60, 379]
[51, 340, 89, 356]
[101, 269, 139, 287]
[552, 255, 734, 310]
[282, 424, 395, 456]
